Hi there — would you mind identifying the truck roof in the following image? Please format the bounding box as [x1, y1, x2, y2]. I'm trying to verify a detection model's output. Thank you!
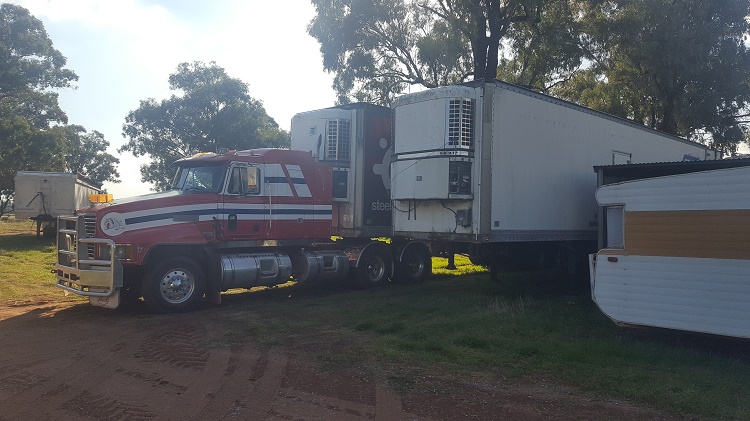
[174, 148, 315, 165]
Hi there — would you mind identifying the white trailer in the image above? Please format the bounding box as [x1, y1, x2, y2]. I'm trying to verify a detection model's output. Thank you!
[390, 81, 717, 276]
[14, 171, 103, 235]
[589, 161, 750, 338]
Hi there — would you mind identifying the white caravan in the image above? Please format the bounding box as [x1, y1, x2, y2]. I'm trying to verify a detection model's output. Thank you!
[590, 163, 750, 338]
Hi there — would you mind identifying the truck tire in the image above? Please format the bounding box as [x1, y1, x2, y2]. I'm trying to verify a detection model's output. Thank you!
[354, 244, 392, 288]
[142, 257, 206, 313]
[395, 244, 431, 283]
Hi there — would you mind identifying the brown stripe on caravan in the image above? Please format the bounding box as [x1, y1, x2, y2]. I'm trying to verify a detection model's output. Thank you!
[600, 210, 750, 260]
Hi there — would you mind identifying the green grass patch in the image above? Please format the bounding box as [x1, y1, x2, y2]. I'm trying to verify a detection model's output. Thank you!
[0, 216, 37, 235]
[432, 254, 488, 276]
[205, 270, 750, 420]
[0, 233, 84, 304]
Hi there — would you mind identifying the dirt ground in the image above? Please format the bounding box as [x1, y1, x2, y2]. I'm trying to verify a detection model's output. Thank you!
[0, 301, 689, 421]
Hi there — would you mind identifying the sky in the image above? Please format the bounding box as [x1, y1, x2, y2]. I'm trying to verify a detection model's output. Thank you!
[9, 0, 337, 198]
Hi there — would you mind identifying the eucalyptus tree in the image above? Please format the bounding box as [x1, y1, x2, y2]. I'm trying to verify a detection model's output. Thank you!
[0, 4, 119, 215]
[121, 61, 290, 191]
[549, 0, 750, 154]
[309, 0, 544, 104]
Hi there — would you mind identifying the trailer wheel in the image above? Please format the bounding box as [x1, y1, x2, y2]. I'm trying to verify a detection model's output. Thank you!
[355, 244, 392, 288]
[142, 257, 206, 313]
[395, 244, 431, 283]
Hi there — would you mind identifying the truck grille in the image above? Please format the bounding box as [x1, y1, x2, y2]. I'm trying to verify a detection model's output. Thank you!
[83, 214, 96, 238]
[82, 214, 97, 258]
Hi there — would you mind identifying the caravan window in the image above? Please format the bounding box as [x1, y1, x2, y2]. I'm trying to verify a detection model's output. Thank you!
[605, 206, 624, 249]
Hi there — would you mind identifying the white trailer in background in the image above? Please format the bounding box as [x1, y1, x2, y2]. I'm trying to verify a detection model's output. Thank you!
[390, 80, 717, 277]
[590, 160, 750, 339]
[13, 171, 104, 236]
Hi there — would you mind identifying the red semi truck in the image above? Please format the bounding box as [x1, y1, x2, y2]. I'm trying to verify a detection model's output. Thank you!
[55, 104, 431, 312]
[55, 83, 716, 312]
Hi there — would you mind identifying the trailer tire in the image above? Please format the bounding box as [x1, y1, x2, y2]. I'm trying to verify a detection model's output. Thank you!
[142, 257, 206, 313]
[355, 244, 392, 288]
[395, 244, 431, 283]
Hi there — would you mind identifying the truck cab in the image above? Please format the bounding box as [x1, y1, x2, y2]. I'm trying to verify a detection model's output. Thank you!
[55, 149, 346, 312]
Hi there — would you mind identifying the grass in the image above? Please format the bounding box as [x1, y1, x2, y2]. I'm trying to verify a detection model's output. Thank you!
[0, 215, 38, 235]
[432, 254, 488, 276]
[206, 271, 750, 420]
[0, 217, 85, 304]
[1, 231, 748, 419]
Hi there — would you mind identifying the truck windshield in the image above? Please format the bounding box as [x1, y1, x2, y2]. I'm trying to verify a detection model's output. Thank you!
[171, 164, 226, 193]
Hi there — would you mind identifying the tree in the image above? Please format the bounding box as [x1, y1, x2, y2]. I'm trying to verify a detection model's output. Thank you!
[0, 4, 119, 216]
[549, 0, 750, 155]
[308, 0, 543, 104]
[0, 4, 76, 216]
[120, 61, 291, 191]
[63, 125, 120, 186]
[496, 0, 584, 92]
[0, 115, 67, 216]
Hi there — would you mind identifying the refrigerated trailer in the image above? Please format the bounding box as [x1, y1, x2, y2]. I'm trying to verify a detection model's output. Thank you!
[590, 159, 750, 339]
[389, 80, 717, 276]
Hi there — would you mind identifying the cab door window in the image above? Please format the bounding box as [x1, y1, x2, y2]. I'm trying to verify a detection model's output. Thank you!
[227, 166, 261, 195]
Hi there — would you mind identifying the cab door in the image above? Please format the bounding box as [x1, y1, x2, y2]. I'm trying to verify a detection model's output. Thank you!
[221, 163, 267, 241]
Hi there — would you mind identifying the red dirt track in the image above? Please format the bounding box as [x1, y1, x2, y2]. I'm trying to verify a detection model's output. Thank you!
[0, 302, 683, 420]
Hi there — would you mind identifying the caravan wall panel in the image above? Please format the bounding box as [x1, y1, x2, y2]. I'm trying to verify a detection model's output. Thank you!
[592, 166, 750, 338]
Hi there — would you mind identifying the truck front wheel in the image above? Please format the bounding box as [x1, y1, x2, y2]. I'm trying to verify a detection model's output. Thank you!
[142, 257, 206, 313]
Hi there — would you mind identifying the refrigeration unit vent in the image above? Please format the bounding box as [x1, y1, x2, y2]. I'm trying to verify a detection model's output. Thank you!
[326, 119, 351, 161]
[448, 99, 475, 148]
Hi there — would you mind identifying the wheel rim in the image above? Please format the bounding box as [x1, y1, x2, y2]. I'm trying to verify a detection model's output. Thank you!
[159, 268, 195, 304]
[405, 254, 425, 278]
[364, 255, 386, 282]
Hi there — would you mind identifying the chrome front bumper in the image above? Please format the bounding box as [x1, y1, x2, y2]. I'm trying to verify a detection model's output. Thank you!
[55, 215, 123, 298]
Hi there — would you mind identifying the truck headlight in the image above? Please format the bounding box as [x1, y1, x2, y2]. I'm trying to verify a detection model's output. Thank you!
[114, 244, 137, 261]
[95, 243, 137, 261]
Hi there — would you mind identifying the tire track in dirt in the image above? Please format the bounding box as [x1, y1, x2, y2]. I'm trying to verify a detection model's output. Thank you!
[0, 306, 430, 421]
[191, 343, 263, 420]
[375, 385, 408, 421]
[235, 352, 288, 420]
[0, 304, 680, 421]
[62, 390, 157, 421]
[0, 336, 145, 420]
[147, 324, 238, 421]
[138, 326, 210, 370]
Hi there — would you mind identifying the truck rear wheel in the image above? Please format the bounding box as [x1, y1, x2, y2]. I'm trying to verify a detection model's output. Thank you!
[142, 257, 206, 313]
[395, 244, 431, 283]
[354, 244, 392, 288]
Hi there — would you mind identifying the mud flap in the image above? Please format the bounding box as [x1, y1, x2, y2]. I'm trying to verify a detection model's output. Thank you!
[588, 254, 596, 302]
[89, 289, 120, 309]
